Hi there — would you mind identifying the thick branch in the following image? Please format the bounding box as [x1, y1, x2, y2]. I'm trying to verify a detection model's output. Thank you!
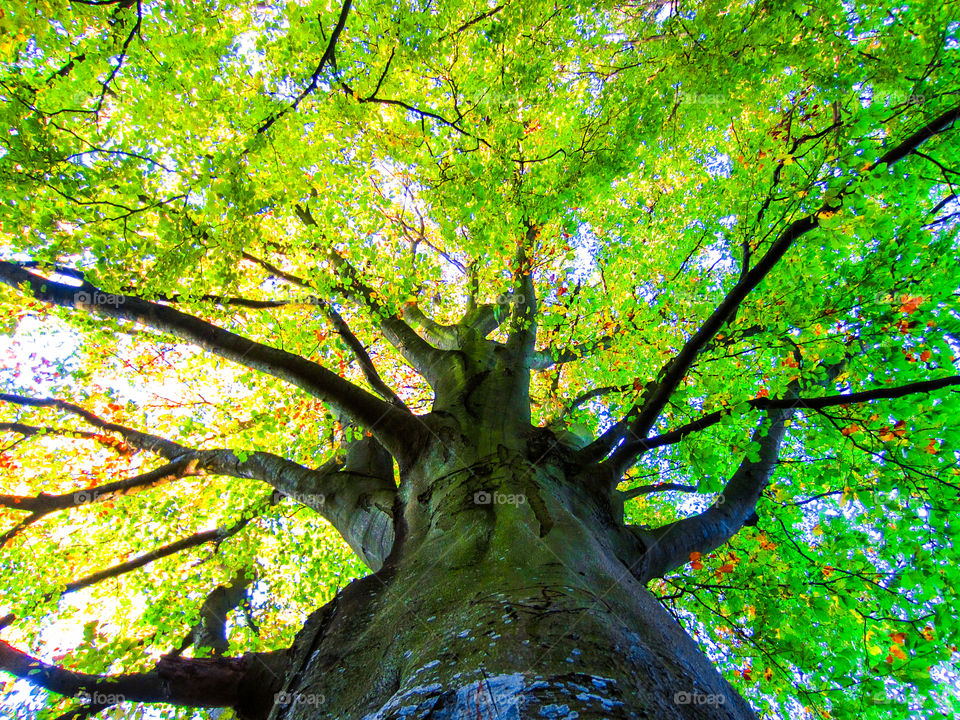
[1, 393, 396, 568]
[172, 570, 254, 657]
[325, 249, 447, 384]
[635, 405, 794, 582]
[461, 301, 507, 337]
[0, 639, 285, 716]
[586, 104, 960, 475]
[0, 456, 198, 517]
[628, 368, 960, 580]
[1, 393, 186, 457]
[401, 303, 461, 350]
[0, 263, 422, 465]
[506, 223, 539, 363]
[596, 212, 822, 471]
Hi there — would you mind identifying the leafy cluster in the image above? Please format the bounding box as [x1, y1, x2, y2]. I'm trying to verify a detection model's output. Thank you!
[0, 0, 958, 718]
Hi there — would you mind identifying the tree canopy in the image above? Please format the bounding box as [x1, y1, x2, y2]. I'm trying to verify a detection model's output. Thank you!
[0, 0, 959, 718]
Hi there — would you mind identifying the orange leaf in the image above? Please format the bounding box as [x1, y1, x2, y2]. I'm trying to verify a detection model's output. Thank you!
[898, 295, 923, 314]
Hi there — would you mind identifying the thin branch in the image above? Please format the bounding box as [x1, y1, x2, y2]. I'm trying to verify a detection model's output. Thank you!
[240, 251, 312, 288]
[1, 393, 186, 457]
[320, 301, 407, 408]
[62, 507, 261, 595]
[94, 0, 142, 115]
[620, 482, 698, 501]
[553, 383, 632, 420]
[256, 0, 352, 135]
[618, 375, 960, 460]
[134, 293, 300, 310]
[439, 3, 506, 41]
[0, 422, 133, 454]
[529, 335, 619, 370]
[340, 81, 490, 147]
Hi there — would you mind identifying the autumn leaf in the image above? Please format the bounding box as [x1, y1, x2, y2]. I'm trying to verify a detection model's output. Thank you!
[898, 295, 923, 314]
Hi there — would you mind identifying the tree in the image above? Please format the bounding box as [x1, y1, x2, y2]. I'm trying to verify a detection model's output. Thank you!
[0, 0, 958, 717]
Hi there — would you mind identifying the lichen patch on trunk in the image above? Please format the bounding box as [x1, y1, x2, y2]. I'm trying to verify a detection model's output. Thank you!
[358, 671, 630, 720]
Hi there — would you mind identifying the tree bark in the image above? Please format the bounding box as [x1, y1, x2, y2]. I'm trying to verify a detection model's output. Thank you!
[262, 405, 757, 720]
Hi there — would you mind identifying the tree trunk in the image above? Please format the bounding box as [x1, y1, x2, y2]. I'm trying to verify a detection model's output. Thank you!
[263, 411, 757, 720]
